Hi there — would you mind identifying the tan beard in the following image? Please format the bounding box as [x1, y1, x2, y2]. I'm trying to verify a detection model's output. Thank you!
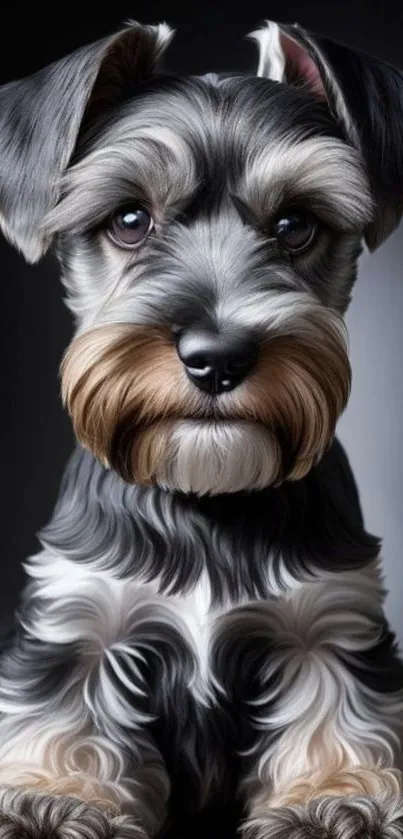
[61, 311, 350, 495]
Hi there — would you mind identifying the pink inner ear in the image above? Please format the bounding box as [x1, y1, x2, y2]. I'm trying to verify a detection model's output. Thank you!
[280, 32, 327, 101]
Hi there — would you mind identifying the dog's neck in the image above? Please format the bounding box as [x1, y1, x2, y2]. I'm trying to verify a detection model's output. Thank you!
[39, 440, 378, 601]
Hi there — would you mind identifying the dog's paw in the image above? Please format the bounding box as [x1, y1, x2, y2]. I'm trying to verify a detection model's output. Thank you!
[0, 785, 146, 838]
[242, 794, 403, 839]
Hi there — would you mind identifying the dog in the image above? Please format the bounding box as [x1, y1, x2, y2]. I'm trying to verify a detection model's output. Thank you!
[0, 16, 403, 839]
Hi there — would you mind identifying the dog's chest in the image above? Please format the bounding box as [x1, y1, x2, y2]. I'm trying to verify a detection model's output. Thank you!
[152, 555, 303, 704]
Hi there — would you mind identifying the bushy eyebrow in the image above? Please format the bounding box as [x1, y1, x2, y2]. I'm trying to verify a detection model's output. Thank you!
[43, 128, 198, 236]
[43, 116, 373, 241]
[237, 136, 374, 232]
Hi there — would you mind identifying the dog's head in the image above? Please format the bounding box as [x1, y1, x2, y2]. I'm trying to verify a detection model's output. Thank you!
[2, 21, 402, 495]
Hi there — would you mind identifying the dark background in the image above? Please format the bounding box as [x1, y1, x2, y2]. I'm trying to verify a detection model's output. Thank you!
[1, 1, 403, 635]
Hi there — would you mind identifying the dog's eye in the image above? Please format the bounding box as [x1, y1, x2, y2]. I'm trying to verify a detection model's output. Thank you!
[272, 210, 318, 253]
[107, 205, 153, 248]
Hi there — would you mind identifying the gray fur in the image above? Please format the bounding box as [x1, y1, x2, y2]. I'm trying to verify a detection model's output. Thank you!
[252, 19, 403, 250]
[242, 794, 403, 839]
[0, 786, 144, 838]
[47, 77, 372, 328]
[1, 18, 403, 839]
[0, 21, 172, 262]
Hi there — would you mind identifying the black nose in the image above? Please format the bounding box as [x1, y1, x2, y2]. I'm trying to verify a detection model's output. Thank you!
[176, 329, 258, 394]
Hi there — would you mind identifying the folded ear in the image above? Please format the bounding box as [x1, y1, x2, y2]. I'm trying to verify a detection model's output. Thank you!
[0, 21, 173, 263]
[250, 20, 403, 250]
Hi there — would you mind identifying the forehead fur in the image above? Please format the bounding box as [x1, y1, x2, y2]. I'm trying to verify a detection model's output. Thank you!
[45, 74, 372, 237]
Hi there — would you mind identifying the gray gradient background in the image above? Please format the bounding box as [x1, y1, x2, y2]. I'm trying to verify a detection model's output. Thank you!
[1, 3, 402, 643]
[338, 232, 403, 645]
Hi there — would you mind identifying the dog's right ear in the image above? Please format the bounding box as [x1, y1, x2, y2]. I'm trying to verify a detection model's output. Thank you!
[0, 21, 173, 263]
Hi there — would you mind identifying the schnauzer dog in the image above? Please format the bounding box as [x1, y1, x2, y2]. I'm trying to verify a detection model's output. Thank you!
[1, 17, 403, 839]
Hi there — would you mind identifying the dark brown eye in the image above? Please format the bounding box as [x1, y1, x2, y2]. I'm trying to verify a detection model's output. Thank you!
[108, 204, 153, 248]
[272, 209, 318, 253]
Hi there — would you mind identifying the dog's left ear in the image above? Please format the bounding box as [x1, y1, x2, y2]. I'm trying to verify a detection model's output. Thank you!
[250, 21, 403, 250]
[0, 21, 173, 263]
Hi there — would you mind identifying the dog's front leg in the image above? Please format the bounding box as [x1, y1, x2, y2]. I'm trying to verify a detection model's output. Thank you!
[0, 550, 172, 838]
[214, 565, 403, 838]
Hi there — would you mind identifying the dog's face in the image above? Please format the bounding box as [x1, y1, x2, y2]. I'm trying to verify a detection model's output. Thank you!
[56, 73, 367, 495]
[1, 21, 403, 495]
